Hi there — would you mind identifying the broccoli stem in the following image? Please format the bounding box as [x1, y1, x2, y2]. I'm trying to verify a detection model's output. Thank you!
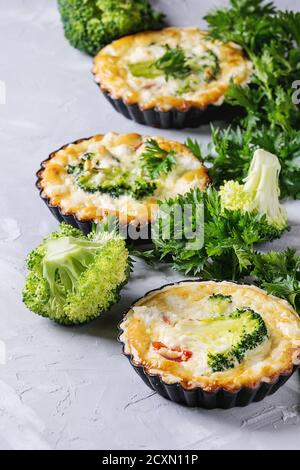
[22, 223, 130, 325]
[43, 237, 102, 296]
[243, 149, 287, 228]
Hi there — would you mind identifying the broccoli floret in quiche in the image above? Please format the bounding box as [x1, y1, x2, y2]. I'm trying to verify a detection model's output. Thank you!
[67, 139, 176, 199]
[76, 168, 131, 197]
[128, 45, 220, 87]
[205, 308, 268, 372]
[179, 306, 268, 372]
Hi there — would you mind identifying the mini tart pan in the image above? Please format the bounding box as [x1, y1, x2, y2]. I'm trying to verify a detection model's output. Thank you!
[36, 139, 160, 244]
[118, 280, 298, 409]
[36, 164, 151, 244]
[36, 137, 152, 242]
[93, 27, 251, 130]
[36, 135, 209, 243]
[101, 89, 243, 130]
[36, 138, 94, 236]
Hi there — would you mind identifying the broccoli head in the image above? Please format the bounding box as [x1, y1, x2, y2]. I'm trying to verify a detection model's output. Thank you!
[23, 223, 130, 324]
[206, 308, 268, 372]
[57, 0, 165, 56]
[67, 147, 158, 199]
[185, 306, 268, 372]
[219, 148, 288, 232]
[179, 306, 268, 373]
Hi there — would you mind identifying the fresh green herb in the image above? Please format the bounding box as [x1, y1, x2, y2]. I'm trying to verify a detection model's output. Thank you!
[252, 248, 300, 314]
[205, 0, 278, 53]
[141, 139, 177, 179]
[22, 222, 130, 325]
[57, 0, 165, 56]
[184, 137, 204, 161]
[137, 149, 287, 278]
[150, 187, 282, 279]
[202, 0, 300, 199]
[155, 45, 192, 80]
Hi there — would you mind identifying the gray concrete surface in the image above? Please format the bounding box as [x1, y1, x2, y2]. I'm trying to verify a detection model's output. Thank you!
[0, 0, 299, 450]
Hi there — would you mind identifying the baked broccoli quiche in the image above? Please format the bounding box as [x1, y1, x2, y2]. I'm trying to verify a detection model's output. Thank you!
[93, 27, 252, 128]
[37, 132, 209, 232]
[119, 281, 300, 408]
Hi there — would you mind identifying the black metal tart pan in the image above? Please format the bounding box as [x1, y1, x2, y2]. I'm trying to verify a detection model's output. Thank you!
[101, 90, 243, 129]
[36, 138, 152, 244]
[36, 138, 94, 235]
[118, 280, 298, 409]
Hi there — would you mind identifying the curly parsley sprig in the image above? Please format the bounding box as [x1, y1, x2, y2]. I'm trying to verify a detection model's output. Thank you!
[155, 45, 192, 80]
[203, 0, 300, 199]
[140, 139, 177, 179]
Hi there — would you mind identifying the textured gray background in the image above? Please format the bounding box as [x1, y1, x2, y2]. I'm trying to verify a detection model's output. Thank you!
[0, 0, 299, 450]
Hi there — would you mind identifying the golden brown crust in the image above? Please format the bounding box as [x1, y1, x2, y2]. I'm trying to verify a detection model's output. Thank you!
[37, 133, 209, 225]
[120, 281, 300, 392]
[93, 27, 253, 112]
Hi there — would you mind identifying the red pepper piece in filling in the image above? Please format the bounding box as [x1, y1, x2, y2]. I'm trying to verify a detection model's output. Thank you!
[162, 314, 171, 324]
[152, 341, 192, 362]
[152, 341, 167, 350]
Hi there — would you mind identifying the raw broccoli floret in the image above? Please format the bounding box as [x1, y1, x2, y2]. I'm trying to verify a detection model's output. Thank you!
[22, 223, 130, 325]
[219, 149, 288, 231]
[57, 0, 165, 56]
[205, 308, 268, 372]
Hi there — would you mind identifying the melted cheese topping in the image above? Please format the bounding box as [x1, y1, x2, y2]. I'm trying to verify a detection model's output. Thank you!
[38, 132, 209, 224]
[120, 281, 300, 391]
[93, 28, 253, 112]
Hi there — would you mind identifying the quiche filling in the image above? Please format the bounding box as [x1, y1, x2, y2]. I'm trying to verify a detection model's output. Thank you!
[93, 28, 253, 111]
[120, 281, 300, 391]
[38, 132, 209, 224]
[128, 45, 220, 95]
